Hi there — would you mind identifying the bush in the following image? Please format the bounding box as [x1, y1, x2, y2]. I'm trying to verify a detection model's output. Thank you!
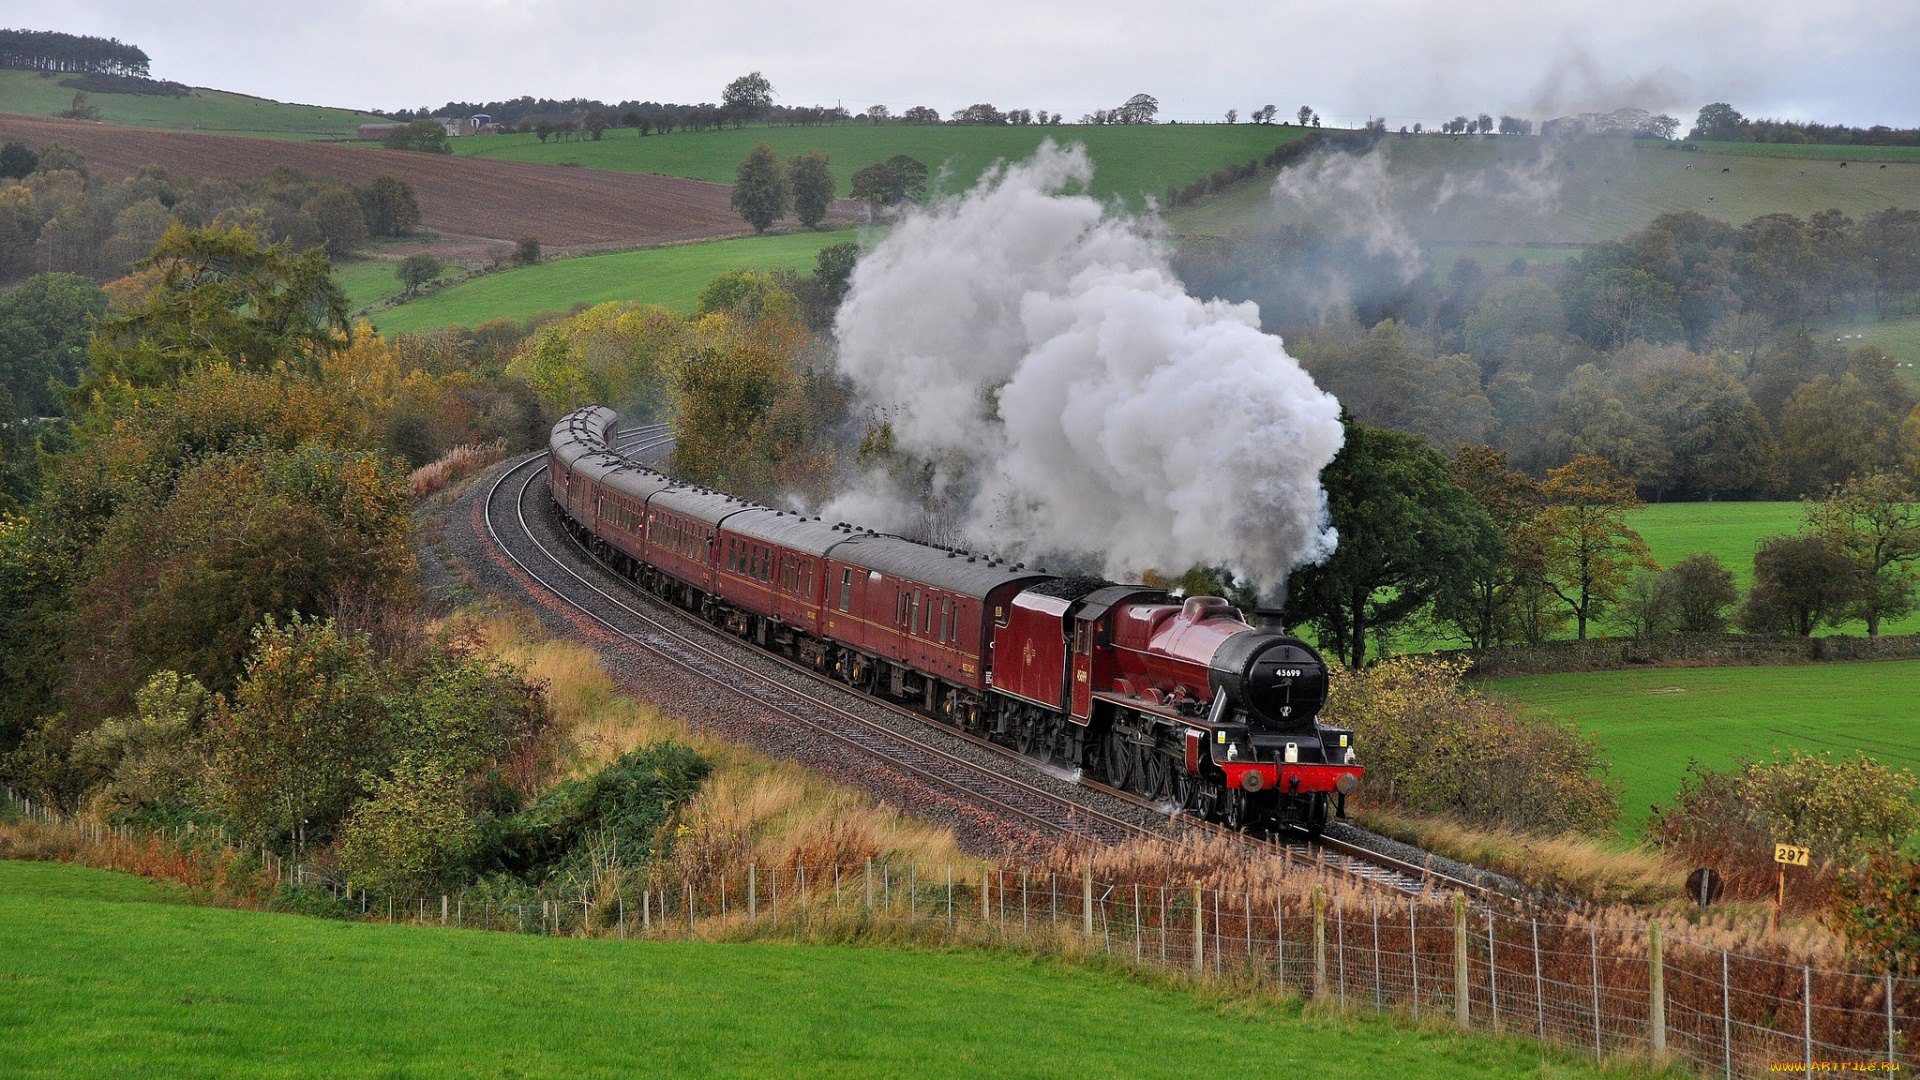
[1832, 848, 1920, 975]
[1328, 656, 1618, 833]
[471, 742, 710, 880]
[395, 253, 444, 294]
[513, 237, 540, 266]
[1667, 553, 1738, 632]
[1653, 751, 1920, 902]
[338, 757, 476, 894]
[1739, 534, 1863, 635]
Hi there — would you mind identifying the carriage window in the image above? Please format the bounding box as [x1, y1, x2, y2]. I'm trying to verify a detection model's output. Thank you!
[839, 569, 853, 611]
[941, 597, 952, 642]
[1074, 622, 1091, 654]
[910, 591, 921, 634]
[895, 590, 905, 625]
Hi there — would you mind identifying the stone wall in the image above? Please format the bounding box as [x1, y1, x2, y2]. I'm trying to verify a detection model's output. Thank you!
[1441, 632, 1920, 679]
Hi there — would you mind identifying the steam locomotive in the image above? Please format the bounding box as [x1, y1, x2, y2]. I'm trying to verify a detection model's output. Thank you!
[548, 406, 1361, 832]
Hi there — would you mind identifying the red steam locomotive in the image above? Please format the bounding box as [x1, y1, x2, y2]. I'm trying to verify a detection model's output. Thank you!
[549, 406, 1361, 831]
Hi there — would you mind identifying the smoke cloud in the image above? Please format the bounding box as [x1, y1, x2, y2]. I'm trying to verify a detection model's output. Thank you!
[829, 142, 1344, 595]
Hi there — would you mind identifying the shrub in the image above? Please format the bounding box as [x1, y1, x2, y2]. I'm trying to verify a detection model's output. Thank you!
[513, 237, 540, 266]
[1328, 656, 1618, 833]
[471, 741, 710, 879]
[1653, 752, 1920, 903]
[205, 615, 387, 849]
[1667, 553, 1738, 632]
[1832, 847, 1920, 975]
[395, 253, 444, 294]
[339, 757, 476, 894]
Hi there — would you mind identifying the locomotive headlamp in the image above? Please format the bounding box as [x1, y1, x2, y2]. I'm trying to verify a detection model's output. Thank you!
[1241, 770, 1265, 793]
[1284, 742, 1298, 763]
[1344, 747, 1357, 765]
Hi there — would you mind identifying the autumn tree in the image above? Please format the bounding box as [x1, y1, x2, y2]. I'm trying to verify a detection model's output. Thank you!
[1738, 535, 1862, 635]
[1282, 417, 1497, 666]
[79, 225, 349, 395]
[1435, 445, 1542, 648]
[207, 616, 387, 852]
[849, 154, 929, 211]
[396, 253, 444, 295]
[722, 72, 774, 120]
[1806, 472, 1920, 634]
[786, 149, 835, 229]
[731, 143, 788, 233]
[1534, 455, 1656, 639]
[1665, 554, 1739, 632]
[354, 175, 421, 237]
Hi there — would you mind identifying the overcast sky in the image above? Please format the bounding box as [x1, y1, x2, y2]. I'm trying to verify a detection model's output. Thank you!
[14, 0, 1920, 128]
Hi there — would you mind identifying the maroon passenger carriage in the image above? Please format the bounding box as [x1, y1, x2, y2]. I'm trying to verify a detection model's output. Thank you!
[549, 406, 1362, 832]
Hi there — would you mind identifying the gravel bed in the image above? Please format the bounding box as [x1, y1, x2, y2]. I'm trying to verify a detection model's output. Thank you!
[1323, 822, 1528, 898]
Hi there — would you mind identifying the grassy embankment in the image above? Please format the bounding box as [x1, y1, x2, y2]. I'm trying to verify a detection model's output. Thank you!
[457, 123, 1318, 209]
[0, 68, 385, 139]
[355, 230, 863, 335]
[0, 859, 1620, 1080]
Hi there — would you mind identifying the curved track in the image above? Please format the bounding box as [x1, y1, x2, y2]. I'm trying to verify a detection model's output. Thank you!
[480, 437, 1489, 897]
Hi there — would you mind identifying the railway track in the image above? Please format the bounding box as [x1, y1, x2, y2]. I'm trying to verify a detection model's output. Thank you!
[480, 434, 1488, 899]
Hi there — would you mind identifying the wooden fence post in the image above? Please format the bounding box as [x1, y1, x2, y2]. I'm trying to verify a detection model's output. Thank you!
[1454, 893, 1470, 1030]
[749, 864, 757, 921]
[1649, 920, 1666, 1056]
[1312, 885, 1327, 1002]
[864, 858, 873, 914]
[1082, 865, 1093, 935]
[982, 866, 991, 923]
[1193, 883, 1205, 975]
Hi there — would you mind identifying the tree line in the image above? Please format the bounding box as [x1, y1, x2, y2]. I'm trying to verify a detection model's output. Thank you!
[0, 29, 148, 77]
[1181, 206, 1920, 504]
[1690, 103, 1920, 147]
[1282, 417, 1919, 665]
[0, 141, 421, 289]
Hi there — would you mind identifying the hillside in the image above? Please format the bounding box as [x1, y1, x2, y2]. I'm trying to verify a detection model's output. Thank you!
[1169, 134, 1920, 244]
[0, 860, 1597, 1079]
[0, 68, 385, 139]
[454, 123, 1318, 209]
[357, 230, 862, 334]
[0, 114, 858, 256]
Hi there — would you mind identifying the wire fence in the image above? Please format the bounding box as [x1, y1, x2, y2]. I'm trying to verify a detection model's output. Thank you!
[6, 792, 1912, 1076]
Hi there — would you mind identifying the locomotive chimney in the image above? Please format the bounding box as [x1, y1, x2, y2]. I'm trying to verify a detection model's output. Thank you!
[1254, 582, 1287, 634]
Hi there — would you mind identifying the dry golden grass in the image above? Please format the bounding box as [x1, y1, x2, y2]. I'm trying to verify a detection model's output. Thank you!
[1355, 805, 1687, 908]
[446, 607, 972, 880]
[409, 441, 508, 500]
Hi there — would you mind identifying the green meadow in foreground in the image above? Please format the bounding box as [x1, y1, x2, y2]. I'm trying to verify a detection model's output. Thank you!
[367, 230, 863, 335]
[456, 123, 1316, 209]
[1490, 659, 1920, 838]
[0, 860, 1604, 1080]
[0, 68, 385, 139]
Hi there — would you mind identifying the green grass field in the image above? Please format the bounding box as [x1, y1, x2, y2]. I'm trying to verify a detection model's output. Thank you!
[0, 69, 386, 139]
[1628, 501, 1920, 636]
[334, 255, 465, 320]
[0, 860, 1599, 1080]
[454, 124, 1316, 209]
[367, 230, 863, 335]
[1171, 135, 1920, 245]
[1489, 660, 1920, 838]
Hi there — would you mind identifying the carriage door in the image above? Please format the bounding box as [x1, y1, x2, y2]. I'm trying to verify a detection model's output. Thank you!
[1069, 617, 1094, 722]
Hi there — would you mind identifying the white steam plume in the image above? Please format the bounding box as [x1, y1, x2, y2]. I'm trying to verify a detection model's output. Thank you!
[829, 142, 1344, 597]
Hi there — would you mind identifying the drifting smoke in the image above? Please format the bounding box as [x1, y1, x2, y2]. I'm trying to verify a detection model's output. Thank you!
[828, 141, 1344, 596]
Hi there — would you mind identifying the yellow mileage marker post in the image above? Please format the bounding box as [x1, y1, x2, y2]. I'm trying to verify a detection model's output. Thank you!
[1773, 843, 1810, 928]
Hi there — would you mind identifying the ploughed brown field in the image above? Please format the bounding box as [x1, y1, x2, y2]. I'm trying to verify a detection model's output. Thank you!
[0, 113, 860, 255]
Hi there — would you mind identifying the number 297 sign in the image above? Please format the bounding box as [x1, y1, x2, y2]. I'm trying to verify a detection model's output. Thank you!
[1774, 844, 1811, 867]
